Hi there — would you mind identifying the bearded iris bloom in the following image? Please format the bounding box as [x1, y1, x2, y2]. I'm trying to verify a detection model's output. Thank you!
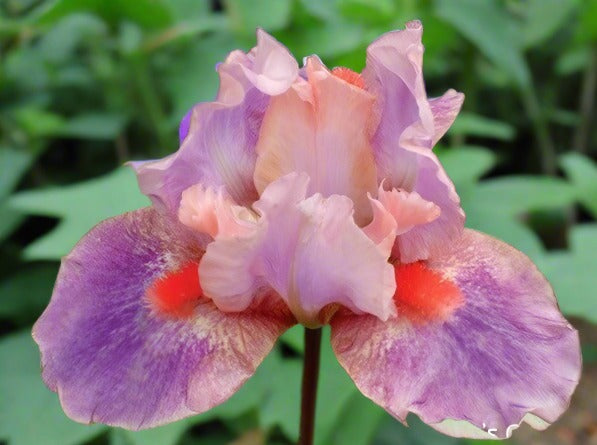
[34, 21, 580, 440]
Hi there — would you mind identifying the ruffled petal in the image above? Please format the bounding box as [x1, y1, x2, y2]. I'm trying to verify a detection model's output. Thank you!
[376, 186, 440, 235]
[331, 229, 581, 439]
[395, 149, 465, 263]
[254, 56, 378, 224]
[131, 30, 299, 214]
[429, 89, 464, 145]
[362, 22, 465, 260]
[33, 208, 294, 429]
[200, 173, 396, 325]
[240, 29, 299, 96]
[178, 184, 256, 238]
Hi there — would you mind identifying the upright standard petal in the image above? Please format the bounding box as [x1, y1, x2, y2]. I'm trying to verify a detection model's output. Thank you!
[33, 208, 294, 429]
[132, 30, 298, 214]
[429, 89, 464, 146]
[253, 57, 378, 224]
[331, 229, 581, 439]
[199, 173, 396, 326]
[363, 21, 464, 261]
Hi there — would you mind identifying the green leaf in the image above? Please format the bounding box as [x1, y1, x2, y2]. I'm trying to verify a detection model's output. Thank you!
[280, 324, 304, 352]
[521, 0, 578, 48]
[577, 0, 597, 43]
[314, 329, 358, 445]
[163, 33, 240, 124]
[438, 146, 496, 189]
[299, 0, 338, 21]
[338, 0, 396, 23]
[224, 0, 292, 33]
[0, 148, 34, 241]
[278, 22, 365, 60]
[327, 392, 385, 445]
[373, 413, 464, 445]
[59, 113, 128, 140]
[33, 0, 173, 30]
[560, 153, 597, 218]
[0, 206, 25, 242]
[0, 263, 58, 324]
[448, 112, 516, 141]
[14, 108, 66, 138]
[462, 176, 574, 257]
[472, 176, 574, 216]
[37, 12, 107, 63]
[435, 0, 530, 87]
[538, 224, 597, 323]
[0, 147, 33, 200]
[9, 167, 149, 260]
[121, 417, 199, 445]
[0, 331, 107, 445]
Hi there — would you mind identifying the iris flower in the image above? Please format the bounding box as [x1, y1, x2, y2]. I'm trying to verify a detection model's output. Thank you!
[34, 21, 580, 440]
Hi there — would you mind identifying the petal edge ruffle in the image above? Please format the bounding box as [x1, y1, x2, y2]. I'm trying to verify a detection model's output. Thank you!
[331, 229, 581, 439]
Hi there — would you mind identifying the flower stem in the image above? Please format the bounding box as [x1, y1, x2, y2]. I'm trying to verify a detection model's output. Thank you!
[299, 327, 322, 445]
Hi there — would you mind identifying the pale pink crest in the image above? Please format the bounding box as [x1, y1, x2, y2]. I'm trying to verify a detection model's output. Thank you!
[199, 173, 396, 325]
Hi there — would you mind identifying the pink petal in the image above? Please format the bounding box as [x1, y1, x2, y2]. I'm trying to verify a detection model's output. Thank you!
[200, 173, 396, 325]
[33, 208, 294, 429]
[253, 56, 378, 225]
[178, 184, 255, 238]
[131, 30, 299, 215]
[331, 229, 581, 439]
[240, 29, 299, 96]
[376, 186, 440, 235]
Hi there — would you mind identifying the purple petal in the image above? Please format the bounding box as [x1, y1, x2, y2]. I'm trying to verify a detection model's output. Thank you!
[131, 30, 298, 215]
[178, 109, 192, 143]
[429, 89, 464, 145]
[395, 149, 465, 263]
[362, 21, 465, 262]
[33, 208, 294, 429]
[331, 229, 581, 439]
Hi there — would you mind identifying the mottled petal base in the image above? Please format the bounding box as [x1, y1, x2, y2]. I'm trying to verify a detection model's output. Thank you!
[331, 229, 581, 439]
[33, 208, 294, 429]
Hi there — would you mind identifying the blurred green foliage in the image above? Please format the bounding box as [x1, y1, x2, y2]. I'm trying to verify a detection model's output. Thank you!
[1, 0, 596, 444]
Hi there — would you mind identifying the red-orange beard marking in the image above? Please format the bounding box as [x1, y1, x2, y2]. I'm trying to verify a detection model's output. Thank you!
[331, 67, 366, 90]
[147, 262, 203, 318]
[393, 261, 463, 323]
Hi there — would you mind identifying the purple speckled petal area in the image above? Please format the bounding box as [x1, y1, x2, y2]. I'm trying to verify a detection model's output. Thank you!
[33, 208, 294, 429]
[363, 21, 464, 262]
[331, 229, 581, 439]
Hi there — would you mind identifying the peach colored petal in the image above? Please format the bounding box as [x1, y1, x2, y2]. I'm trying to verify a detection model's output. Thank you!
[200, 173, 396, 325]
[377, 186, 440, 235]
[178, 184, 256, 238]
[253, 57, 378, 225]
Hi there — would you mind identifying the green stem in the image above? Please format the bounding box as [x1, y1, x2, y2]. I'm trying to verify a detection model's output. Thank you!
[298, 327, 322, 445]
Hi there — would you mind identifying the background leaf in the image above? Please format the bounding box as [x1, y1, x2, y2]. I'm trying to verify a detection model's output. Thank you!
[0, 331, 107, 445]
[9, 168, 149, 260]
